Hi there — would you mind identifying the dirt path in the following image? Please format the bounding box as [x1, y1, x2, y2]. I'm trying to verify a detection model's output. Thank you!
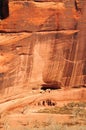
[0, 88, 86, 114]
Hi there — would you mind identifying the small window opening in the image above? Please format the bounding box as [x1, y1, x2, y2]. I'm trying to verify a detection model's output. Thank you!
[0, 0, 9, 20]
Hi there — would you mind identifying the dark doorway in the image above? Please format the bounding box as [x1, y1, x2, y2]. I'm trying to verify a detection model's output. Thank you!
[0, 0, 9, 19]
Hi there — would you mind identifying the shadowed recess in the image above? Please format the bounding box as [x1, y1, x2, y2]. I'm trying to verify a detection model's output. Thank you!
[0, 0, 9, 19]
[41, 82, 62, 90]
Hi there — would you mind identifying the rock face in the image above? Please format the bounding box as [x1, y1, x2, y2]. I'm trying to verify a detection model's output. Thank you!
[0, 0, 86, 97]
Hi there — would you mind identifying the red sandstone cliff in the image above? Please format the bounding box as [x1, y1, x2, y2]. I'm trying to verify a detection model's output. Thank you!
[0, 0, 86, 97]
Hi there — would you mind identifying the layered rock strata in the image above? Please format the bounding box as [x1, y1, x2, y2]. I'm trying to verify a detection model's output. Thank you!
[0, 0, 86, 97]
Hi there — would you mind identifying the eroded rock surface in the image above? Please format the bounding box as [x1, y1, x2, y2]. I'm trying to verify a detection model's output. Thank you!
[0, 0, 86, 98]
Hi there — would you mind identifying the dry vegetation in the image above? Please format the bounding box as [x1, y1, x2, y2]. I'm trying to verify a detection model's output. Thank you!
[38, 102, 86, 116]
[38, 102, 86, 127]
[0, 102, 86, 130]
[2, 122, 86, 130]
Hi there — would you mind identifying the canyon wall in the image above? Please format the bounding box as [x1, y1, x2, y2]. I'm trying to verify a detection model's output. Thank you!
[0, 0, 86, 97]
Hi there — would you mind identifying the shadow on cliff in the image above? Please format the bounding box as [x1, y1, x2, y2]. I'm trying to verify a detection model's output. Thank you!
[0, 0, 9, 20]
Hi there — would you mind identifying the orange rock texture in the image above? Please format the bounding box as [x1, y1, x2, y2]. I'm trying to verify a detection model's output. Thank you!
[0, 0, 86, 97]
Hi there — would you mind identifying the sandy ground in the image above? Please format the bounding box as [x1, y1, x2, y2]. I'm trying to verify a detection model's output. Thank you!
[0, 88, 86, 130]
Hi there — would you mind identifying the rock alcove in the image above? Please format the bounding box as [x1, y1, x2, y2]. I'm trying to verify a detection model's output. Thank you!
[0, 0, 9, 19]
